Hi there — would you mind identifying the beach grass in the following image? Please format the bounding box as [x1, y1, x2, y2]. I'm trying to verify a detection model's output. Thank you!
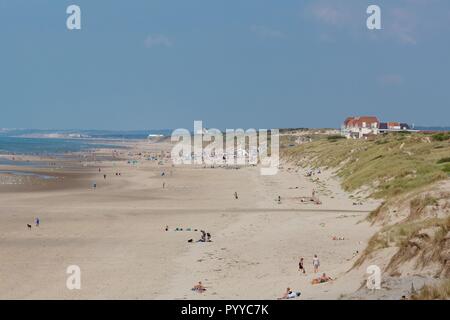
[412, 278, 450, 300]
[282, 132, 450, 278]
[282, 132, 450, 199]
[354, 216, 450, 268]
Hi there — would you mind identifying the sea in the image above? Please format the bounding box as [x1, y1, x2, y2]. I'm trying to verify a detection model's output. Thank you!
[0, 129, 171, 155]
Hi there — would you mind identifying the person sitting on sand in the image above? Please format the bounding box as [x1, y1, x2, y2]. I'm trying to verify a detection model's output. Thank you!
[278, 287, 301, 300]
[192, 281, 206, 293]
[311, 273, 333, 285]
[206, 232, 212, 242]
[198, 230, 206, 242]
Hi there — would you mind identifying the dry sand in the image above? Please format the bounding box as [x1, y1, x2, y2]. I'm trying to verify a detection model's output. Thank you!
[0, 141, 381, 299]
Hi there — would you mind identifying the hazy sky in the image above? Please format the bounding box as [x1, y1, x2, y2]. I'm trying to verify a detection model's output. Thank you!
[1, 0, 449, 130]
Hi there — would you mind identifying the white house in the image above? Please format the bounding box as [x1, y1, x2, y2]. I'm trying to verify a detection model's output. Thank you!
[341, 116, 380, 139]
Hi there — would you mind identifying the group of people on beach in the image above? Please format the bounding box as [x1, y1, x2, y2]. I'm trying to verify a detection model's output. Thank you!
[198, 230, 212, 242]
[305, 169, 321, 177]
[165, 226, 212, 243]
[298, 254, 322, 274]
[298, 254, 333, 284]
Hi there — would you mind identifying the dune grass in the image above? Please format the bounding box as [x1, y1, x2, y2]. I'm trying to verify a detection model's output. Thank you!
[353, 216, 449, 267]
[282, 133, 450, 200]
[282, 132, 450, 273]
[412, 278, 450, 300]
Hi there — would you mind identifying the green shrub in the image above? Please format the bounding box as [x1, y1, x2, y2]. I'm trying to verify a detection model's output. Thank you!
[442, 163, 450, 174]
[432, 132, 450, 141]
[437, 157, 450, 164]
[327, 135, 346, 142]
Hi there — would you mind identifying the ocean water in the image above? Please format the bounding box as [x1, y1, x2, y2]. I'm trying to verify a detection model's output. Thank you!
[0, 136, 122, 155]
[0, 129, 171, 155]
[0, 170, 55, 180]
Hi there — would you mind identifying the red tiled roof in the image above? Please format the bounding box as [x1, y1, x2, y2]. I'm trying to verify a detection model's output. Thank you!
[344, 116, 379, 128]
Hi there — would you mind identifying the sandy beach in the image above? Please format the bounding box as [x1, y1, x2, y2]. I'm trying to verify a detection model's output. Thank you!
[0, 140, 381, 299]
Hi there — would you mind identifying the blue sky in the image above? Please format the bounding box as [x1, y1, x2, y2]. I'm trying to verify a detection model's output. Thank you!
[0, 0, 449, 130]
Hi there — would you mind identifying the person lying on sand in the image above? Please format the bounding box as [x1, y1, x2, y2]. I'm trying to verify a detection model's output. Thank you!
[311, 273, 333, 285]
[278, 287, 301, 300]
[192, 281, 206, 293]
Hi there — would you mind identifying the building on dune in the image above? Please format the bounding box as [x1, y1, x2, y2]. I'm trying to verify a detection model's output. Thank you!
[342, 116, 415, 139]
[341, 116, 380, 139]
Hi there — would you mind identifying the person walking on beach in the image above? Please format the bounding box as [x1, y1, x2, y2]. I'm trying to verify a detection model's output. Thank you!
[35, 217, 40, 227]
[234, 192, 238, 200]
[298, 257, 306, 274]
[313, 254, 320, 273]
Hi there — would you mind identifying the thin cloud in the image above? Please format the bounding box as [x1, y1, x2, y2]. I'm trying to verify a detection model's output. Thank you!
[304, 0, 450, 45]
[144, 34, 173, 48]
[387, 8, 418, 45]
[310, 5, 346, 26]
[378, 74, 404, 86]
[306, 1, 357, 27]
[250, 25, 286, 39]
